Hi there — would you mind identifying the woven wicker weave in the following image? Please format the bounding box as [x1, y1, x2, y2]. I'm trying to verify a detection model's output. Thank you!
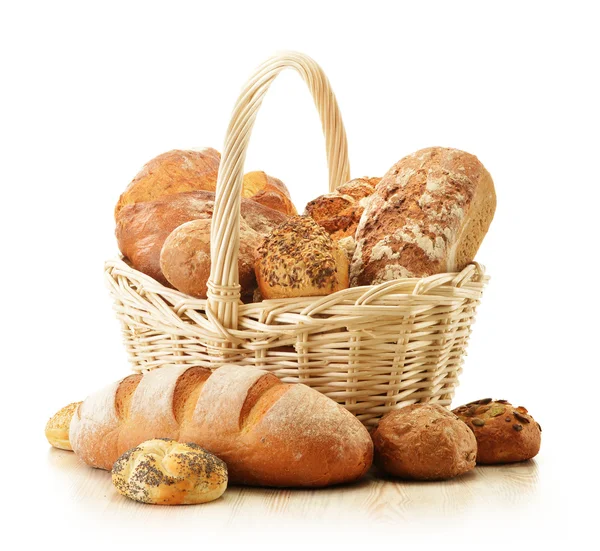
[105, 51, 488, 427]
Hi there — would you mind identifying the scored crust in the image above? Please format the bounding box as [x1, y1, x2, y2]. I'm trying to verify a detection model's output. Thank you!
[70, 364, 373, 487]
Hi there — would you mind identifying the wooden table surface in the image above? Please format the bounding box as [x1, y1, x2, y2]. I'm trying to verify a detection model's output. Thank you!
[34, 439, 570, 547]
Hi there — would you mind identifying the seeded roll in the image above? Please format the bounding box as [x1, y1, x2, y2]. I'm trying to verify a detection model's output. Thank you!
[255, 216, 349, 299]
[453, 399, 541, 464]
[372, 404, 477, 480]
[112, 438, 228, 505]
[45, 402, 81, 451]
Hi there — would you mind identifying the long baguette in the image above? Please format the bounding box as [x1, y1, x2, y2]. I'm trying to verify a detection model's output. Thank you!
[69, 364, 373, 488]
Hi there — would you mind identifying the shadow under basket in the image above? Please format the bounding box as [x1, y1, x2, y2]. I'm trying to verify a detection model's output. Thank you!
[105, 257, 488, 428]
[106, 51, 489, 427]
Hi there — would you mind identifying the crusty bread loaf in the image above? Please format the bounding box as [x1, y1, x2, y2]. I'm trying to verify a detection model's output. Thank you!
[160, 218, 261, 299]
[115, 148, 296, 218]
[305, 177, 379, 259]
[372, 404, 477, 480]
[112, 438, 227, 505]
[255, 216, 349, 299]
[243, 171, 297, 216]
[351, 147, 496, 285]
[45, 402, 81, 451]
[453, 399, 541, 464]
[69, 364, 373, 487]
[115, 148, 221, 218]
[116, 190, 288, 286]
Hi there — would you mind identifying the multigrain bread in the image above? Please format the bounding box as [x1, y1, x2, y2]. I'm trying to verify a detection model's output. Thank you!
[45, 402, 81, 451]
[255, 216, 349, 299]
[160, 218, 262, 299]
[453, 399, 541, 464]
[305, 177, 379, 259]
[372, 404, 477, 480]
[351, 147, 496, 285]
[115, 149, 296, 218]
[112, 439, 228, 505]
[116, 190, 288, 286]
[69, 364, 373, 487]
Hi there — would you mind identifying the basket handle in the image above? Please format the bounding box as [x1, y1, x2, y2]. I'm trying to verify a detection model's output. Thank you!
[207, 51, 351, 332]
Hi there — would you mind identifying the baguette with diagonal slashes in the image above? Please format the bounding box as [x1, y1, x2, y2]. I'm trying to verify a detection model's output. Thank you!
[69, 364, 373, 487]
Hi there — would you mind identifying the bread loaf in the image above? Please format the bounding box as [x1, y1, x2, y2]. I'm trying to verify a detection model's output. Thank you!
[243, 171, 297, 216]
[160, 218, 262, 299]
[112, 439, 228, 505]
[45, 402, 81, 451]
[116, 190, 288, 286]
[115, 148, 296, 218]
[69, 364, 373, 487]
[115, 148, 221, 218]
[351, 147, 496, 285]
[305, 177, 379, 259]
[453, 399, 541, 464]
[255, 216, 349, 299]
[372, 404, 477, 480]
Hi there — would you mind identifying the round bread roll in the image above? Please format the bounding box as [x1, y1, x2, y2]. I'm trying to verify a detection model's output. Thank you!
[372, 404, 477, 480]
[453, 399, 541, 464]
[305, 177, 379, 259]
[255, 216, 349, 299]
[116, 190, 288, 286]
[111, 438, 228, 505]
[115, 148, 296, 218]
[45, 402, 81, 451]
[160, 218, 261, 299]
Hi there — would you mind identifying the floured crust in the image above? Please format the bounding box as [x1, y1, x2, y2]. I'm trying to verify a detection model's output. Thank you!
[350, 147, 496, 285]
[70, 364, 373, 487]
[453, 399, 541, 464]
[255, 216, 349, 299]
[372, 404, 477, 480]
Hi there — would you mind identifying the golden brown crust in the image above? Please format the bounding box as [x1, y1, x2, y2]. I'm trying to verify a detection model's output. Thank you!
[160, 218, 261, 298]
[305, 177, 379, 258]
[350, 147, 496, 285]
[255, 216, 349, 299]
[372, 404, 477, 480]
[116, 190, 288, 286]
[115, 148, 221, 218]
[45, 402, 82, 451]
[242, 171, 297, 216]
[453, 399, 541, 464]
[111, 439, 227, 505]
[70, 364, 373, 488]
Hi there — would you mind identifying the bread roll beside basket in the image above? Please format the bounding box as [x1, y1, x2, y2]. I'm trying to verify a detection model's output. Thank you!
[105, 51, 489, 427]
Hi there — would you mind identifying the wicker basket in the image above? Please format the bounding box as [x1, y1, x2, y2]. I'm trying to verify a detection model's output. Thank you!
[105, 51, 489, 427]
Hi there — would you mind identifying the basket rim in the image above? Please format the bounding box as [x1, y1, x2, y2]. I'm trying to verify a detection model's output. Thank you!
[105, 255, 488, 315]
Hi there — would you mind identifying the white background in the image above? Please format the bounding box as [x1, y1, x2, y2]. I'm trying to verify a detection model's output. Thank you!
[1, 0, 597, 548]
